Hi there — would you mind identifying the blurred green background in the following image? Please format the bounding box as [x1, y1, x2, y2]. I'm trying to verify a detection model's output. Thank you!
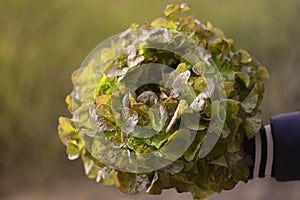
[1, 0, 299, 199]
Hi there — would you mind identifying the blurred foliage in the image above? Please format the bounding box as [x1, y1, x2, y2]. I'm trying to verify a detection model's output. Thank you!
[0, 0, 299, 196]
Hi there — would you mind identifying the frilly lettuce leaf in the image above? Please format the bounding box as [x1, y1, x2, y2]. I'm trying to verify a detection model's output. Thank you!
[58, 3, 268, 200]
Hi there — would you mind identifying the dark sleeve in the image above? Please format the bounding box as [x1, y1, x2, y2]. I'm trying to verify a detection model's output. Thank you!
[271, 111, 300, 181]
[244, 111, 300, 181]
